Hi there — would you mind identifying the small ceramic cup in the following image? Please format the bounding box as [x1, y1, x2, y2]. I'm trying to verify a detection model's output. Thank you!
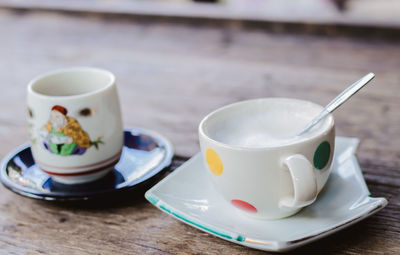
[27, 67, 123, 184]
[199, 98, 335, 219]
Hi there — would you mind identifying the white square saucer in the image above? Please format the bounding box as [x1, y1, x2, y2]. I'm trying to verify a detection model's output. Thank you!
[145, 137, 387, 252]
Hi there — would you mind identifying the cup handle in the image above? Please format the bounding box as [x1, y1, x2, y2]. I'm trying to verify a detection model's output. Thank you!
[279, 154, 318, 209]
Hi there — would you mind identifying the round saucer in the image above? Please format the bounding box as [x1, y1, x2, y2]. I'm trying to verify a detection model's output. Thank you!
[0, 127, 173, 201]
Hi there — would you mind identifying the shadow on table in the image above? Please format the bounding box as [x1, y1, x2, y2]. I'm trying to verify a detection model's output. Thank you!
[34, 164, 174, 210]
[281, 216, 382, 254]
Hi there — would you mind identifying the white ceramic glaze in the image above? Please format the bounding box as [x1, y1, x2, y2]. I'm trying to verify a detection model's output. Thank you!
[27, 67, 123, 184]
[145, 137, 387, 252]
[198, 98, 335, 219]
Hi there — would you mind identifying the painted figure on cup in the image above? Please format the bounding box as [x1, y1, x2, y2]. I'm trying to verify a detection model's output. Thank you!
[40, 105, 103, 156]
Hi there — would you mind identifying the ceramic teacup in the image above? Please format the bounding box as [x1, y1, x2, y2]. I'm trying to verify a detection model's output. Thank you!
[27, 67, 123, 184]
[199, 98, 335, 219]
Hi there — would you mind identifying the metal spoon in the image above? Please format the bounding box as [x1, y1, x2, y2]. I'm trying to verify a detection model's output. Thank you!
[296, 72, 375, 136]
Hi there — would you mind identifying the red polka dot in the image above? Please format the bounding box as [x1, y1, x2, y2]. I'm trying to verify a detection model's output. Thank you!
[231, 199, 258, 213]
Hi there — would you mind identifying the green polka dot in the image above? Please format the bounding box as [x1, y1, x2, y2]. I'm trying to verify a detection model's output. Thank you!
[314, 141, 331, 170]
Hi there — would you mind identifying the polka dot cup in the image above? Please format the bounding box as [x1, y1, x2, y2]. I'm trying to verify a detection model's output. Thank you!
[199, 98, 335, 219]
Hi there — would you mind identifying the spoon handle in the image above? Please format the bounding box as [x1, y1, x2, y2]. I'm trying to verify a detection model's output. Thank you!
[325, 72, 375, 113]
[297, 72, 375, 136]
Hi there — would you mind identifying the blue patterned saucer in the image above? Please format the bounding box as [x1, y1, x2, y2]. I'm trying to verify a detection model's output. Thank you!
[0, 127, 173, 201]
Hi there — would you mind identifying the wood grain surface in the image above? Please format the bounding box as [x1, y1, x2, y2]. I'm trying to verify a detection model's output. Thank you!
[0, 8, 399, 254]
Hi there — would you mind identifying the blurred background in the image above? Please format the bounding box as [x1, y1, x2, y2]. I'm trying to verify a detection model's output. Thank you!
[0, 0, 399, 157]
[2, 0, 400, 31]
[1, 0, 400, 157]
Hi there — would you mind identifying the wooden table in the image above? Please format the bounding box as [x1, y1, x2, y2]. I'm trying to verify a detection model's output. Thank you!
[0, 6, 399, 254]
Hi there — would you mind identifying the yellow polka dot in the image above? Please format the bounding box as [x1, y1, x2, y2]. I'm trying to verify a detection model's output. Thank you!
[206, 148, 223, 176]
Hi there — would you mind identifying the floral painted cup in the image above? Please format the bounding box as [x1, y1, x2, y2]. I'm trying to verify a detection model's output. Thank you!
[27, 67, 123, 184]
[199, 98, 335, 219]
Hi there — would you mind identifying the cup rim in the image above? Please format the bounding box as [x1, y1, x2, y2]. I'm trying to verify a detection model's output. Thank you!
[27, 67, 116, 100]
[199, 97, 335, 151]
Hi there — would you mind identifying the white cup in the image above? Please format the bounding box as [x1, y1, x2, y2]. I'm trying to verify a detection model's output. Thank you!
[27, 67, 123, 184]
[199, 98, 335, 219]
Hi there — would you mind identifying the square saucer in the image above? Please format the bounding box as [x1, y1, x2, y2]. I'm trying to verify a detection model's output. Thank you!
[145, 137, 387, 252]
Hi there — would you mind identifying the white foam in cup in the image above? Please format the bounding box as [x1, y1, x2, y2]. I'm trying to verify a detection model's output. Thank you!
[202, 98, 330, 148]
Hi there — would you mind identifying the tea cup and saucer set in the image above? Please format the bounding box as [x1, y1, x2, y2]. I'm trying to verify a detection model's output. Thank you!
[0, 68, 387, 251]
[0, 67, 173, 200]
